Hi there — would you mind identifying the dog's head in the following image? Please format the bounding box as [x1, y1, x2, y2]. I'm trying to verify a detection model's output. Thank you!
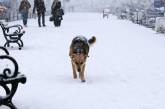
[71, 36, 89, 55]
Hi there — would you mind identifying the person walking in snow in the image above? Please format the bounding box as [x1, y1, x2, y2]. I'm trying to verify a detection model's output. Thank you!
[33, 0, 46, 27]
[49, 0, 58, 21]
[50, 1, 64, 27]
[19, 0, 31, 27]
[51, 0, 58, 15]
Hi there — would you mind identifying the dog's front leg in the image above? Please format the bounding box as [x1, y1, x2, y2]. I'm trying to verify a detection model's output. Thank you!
[80, 64, 86, 82]
[71, 61, 77, 79]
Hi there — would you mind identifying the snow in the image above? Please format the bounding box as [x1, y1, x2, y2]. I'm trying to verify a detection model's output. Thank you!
[1, 12, 165, 109]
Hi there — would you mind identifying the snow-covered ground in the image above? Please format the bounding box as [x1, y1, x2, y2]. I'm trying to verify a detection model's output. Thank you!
[1, 12, 165, 109]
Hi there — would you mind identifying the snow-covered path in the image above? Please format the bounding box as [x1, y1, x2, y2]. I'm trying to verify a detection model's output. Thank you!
[1, 13, 165, 109]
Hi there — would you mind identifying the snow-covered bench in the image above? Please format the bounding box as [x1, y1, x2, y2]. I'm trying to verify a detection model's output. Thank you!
[103, 8, 110, 18]
[155, 17, 165, 33]
[0, 46, 26, 109]
[0, 21, 25, 50]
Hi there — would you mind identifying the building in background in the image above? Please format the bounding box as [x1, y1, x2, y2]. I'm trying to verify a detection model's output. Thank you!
[0, 0, 54, 21]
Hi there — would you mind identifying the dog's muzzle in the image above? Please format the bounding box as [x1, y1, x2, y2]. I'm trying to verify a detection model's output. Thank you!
[74, 48, 83, 54]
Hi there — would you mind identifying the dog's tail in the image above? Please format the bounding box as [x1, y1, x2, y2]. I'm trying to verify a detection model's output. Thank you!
[88, 36, 96, 46]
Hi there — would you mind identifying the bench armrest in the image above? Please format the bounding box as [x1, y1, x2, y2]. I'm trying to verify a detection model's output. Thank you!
[1, 74, 26, 84]
[5, 26, 21, 33]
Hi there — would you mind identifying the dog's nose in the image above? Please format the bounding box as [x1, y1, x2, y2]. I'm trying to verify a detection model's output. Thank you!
[76, 49, 81, 54]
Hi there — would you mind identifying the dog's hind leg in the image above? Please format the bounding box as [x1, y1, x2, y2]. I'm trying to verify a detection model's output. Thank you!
[72, 61, 77, 79]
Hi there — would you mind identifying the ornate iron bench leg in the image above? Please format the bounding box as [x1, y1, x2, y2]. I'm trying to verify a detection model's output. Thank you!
[6, 102, 17, 109]
[0, 48, 26, 109]
[4, 42, 10, 47]
[16, 42, 22, 50]
[19, 40, 24, 47]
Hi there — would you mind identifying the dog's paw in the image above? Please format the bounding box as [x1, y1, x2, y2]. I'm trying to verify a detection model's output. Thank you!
[81, 80, 86, 82]
[73, 75, 77, 79]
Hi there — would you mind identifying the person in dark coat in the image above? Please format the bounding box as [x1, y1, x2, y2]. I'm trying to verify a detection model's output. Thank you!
[51, 0, 58, 14]
[19, 0, 31, 27]
[50, 0, 58, 21]
[33, 0, 46, 27]
[50, 1, 64, 27]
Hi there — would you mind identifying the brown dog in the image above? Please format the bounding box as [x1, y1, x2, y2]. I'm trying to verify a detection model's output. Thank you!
[69, 36, 96, 82]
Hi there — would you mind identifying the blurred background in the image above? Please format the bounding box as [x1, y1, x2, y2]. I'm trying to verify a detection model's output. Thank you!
[0, 0, 164, 22]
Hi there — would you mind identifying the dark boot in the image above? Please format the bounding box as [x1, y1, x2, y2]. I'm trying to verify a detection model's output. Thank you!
[38, 19, 41, 27]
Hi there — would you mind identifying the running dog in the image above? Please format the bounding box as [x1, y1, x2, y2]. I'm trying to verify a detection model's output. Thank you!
[69, 36, 96, 82]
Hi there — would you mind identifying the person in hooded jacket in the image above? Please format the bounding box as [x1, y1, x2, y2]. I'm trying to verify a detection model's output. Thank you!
[19, 0, 31, 27]
[50, 1, 64, 27]
[51, 0, 58, 14]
